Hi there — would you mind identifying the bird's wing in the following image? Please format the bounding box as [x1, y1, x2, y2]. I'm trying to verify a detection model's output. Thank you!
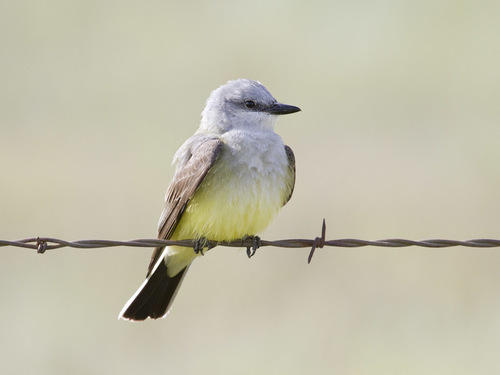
[147, 138, 224, 276]
[283, 145, 296, 206]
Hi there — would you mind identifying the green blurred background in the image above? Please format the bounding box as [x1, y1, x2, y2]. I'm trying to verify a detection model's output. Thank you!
[1, 1, 500, 374]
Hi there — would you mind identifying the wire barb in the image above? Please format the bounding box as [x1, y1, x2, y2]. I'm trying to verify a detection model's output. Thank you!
[308, 219, 326, 264]
[36, 237, 47, 254]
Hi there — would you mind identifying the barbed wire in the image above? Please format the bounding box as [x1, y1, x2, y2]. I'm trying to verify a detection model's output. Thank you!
[2, 220, 500, 263]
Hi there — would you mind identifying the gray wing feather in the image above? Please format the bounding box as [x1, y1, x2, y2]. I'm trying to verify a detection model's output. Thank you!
[283, 145, 296, 206]
[147, 137, 223, 275]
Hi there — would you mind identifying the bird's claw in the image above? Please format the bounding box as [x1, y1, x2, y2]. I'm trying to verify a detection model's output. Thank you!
[193, 237, 209, 255]
[244, 235, 261, 258]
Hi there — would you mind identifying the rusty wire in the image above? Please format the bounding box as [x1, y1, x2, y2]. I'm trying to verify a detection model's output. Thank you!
[1, 220, 500, 264]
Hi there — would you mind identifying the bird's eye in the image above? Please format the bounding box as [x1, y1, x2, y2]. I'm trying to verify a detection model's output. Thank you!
[245, 100, 256, 109]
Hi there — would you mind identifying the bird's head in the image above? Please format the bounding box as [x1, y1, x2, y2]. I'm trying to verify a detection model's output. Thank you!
[200, 79, 300, 133]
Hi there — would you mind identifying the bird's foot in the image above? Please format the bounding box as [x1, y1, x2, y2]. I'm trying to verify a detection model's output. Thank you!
[243, 235, 261, 258]
[193, 237, 209, 255]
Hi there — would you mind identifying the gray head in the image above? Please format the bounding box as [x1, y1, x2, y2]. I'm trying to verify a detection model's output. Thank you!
[200, 79, 300, 133]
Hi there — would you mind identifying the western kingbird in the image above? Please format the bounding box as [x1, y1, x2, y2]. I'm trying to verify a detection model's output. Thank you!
[119, 79, 300, 320]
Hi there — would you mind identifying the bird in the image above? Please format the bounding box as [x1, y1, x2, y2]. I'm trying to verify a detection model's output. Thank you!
[119, 79, 300, 320]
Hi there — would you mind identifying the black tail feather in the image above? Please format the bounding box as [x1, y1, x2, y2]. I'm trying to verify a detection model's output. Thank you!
[120, 260, 188, 321]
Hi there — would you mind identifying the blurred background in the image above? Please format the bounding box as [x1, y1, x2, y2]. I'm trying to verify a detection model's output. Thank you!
[1, 1, 500, 374]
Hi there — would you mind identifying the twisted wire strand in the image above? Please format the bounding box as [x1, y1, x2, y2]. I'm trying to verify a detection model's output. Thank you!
[3, 238, 500, 250]
[1, 220, 499, 263]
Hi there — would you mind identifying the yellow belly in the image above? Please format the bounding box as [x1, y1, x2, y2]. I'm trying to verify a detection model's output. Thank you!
[171, 174, 284, 242]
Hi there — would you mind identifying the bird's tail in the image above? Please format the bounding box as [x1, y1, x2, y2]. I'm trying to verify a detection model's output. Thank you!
[119, 252, 190, 321]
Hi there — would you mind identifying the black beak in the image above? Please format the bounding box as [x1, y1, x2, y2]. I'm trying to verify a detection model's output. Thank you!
[267, 102, 301, 115]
